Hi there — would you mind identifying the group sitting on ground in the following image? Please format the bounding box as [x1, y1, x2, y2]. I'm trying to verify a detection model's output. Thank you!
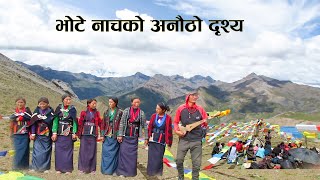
[211, 130, 319, 169]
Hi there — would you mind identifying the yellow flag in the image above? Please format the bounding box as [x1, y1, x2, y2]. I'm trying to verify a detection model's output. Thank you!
[218, 109, 231, 117]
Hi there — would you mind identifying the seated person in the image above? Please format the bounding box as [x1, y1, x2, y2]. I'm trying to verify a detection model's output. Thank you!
[271, 153, 283, 164]
[254, 144, 259, 154]
[272, 144, 281, 156]
[236, 140, 243, 153]
[256, 145, 265, 158]
[211, 142, 220, 156]
[246, 144, 256, 161]
[250, 154, 274, 169]
[264, 141, 272, 156]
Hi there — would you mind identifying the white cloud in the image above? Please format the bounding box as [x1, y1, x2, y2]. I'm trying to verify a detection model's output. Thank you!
[0, 0, 319, 86]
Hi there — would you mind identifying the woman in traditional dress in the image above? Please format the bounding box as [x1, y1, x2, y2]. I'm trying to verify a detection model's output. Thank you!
[101, 97, 123, 175]
[77, 98, 102, 174]
[51, 94, 78, 174]
[9, 97, 32, 170]
[29, 97, 54, 172]
[147, 102, 173, 176]
[116, 97, 148, 177]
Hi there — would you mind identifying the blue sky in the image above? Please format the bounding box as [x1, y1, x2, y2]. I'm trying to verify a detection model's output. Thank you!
[0, 0, 319, 86]
[295, 16, 320, 39]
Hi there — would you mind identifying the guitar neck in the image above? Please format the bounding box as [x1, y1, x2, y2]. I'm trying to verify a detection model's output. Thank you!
[185, 113, 220, 131]
[209, 113, 221, 119]
[186, 119, 205, 131]
[193, 119, 205, 126]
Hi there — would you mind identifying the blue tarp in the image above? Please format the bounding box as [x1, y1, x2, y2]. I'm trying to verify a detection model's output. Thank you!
[280, 126, 303, 139]
[213, 153, 224, 158]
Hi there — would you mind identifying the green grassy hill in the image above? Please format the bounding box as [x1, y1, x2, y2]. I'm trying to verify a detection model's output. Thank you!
[0, 53, 85, 116]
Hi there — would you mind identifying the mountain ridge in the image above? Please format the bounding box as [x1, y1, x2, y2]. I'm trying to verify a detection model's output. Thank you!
[11, 57, 320, 119]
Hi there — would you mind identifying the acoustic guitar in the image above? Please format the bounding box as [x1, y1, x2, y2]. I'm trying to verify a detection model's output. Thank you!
[178, 111, 222, 135]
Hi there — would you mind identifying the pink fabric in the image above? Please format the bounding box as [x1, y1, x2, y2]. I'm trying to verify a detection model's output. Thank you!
[254, 146, 259, 154]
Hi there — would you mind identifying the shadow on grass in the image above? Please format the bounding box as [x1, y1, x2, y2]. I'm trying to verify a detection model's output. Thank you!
[137, 162, 159, 180]
[210, 170, 248, 180]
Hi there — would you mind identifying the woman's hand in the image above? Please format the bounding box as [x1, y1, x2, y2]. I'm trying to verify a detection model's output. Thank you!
[72, 134, 77, 141]
[30, 134, 35, 141]
[51, 134, 57, 142]
[117, 136, 123, 143]
[100, 136, 105, 142]
[144, 139, 149, 146]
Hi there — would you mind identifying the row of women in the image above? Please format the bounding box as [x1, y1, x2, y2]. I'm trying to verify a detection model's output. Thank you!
[10, 94, 173, 177]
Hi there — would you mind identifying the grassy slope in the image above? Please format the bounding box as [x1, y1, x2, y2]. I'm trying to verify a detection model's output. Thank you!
[279, 112, 320, 122]
[0, 57, 85, 116]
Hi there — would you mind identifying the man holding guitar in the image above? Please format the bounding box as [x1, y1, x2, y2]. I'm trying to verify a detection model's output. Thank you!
[174, 92, 208, 180]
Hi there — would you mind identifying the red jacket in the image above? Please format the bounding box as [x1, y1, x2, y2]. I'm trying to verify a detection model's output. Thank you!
[236, 142, 243, 152]
[148, 113, 173, 147]
[173, 94, 208, 132]
[77, 108, 102, 138]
